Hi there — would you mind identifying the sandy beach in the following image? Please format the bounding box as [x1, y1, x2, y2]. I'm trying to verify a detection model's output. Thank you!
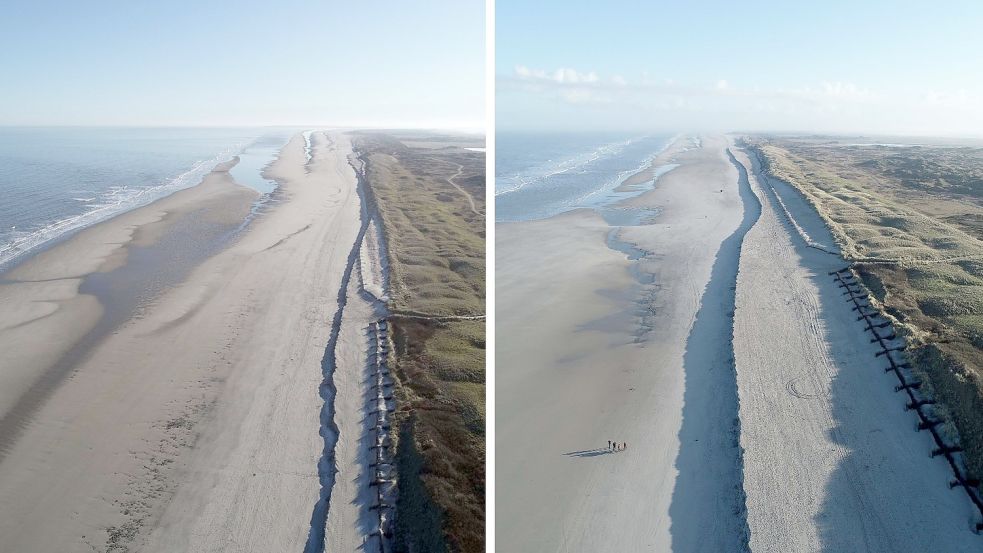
[497, 135, 749, 551]
[0, 131, 385, 551]
[731, 145, 980, 551]
[0, 159, 258, 452]
[498, 133, 983, 551]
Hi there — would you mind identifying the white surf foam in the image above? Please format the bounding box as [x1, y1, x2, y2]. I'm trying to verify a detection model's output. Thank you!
[0, 144, 245, 270]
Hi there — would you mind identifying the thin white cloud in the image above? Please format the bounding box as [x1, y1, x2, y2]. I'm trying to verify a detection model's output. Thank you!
[499, 66, 983, 135]
[515, 65, 599, 85]
[922, 88, 975, 108]
[506, 68, 885, 107]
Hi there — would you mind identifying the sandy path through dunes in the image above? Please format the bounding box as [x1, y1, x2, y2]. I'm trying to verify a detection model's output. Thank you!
[497, 136, 749, 552]
[731, 145, 980, 552]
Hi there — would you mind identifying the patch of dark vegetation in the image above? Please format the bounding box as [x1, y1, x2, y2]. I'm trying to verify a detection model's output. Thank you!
[390, 318, 485, 553]
[943, 213, 983, 240]
[910, 343, 983, 480]
[856, 265, 887, 302]
[393, 413, 448, 553]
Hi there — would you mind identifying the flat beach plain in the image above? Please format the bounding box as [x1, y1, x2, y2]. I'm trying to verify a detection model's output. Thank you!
[497, 136, 749, 551]
[0, 131, 387, 551]
[497, 134, 982, 551]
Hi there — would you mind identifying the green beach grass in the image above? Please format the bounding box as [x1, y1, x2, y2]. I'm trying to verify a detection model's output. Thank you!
[356, 132, 485, 553]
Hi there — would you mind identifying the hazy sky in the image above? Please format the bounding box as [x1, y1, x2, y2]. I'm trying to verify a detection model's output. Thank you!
[497, 0, 983, 136]
[0, 0, 485, 129]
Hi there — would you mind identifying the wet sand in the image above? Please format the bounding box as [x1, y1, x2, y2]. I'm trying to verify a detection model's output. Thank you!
[0, 160, 257, 452]
[0, 132, 377, 551]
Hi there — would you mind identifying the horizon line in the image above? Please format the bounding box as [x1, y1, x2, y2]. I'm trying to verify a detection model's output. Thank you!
[0, 122, 487, 134]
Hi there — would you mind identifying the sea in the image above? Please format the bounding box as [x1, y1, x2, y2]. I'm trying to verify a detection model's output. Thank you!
[495, 132, 677, 223]
[0, 127, 293, 272]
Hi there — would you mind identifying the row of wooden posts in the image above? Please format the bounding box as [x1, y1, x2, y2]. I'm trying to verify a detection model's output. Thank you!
[832, 267, 983, 532]
[368, 318, 396, 551]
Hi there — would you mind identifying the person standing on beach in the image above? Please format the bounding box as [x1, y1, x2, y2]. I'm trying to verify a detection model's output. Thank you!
[608, 440, 611, 450]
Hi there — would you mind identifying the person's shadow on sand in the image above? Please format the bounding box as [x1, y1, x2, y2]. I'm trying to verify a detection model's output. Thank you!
[563, 448, 615, 458]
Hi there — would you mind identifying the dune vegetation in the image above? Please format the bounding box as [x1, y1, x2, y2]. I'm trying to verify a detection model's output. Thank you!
[747, 136, 983, 482]
[355, 132, 485, 553]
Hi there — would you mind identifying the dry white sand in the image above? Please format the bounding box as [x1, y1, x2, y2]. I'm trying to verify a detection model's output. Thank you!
[731, 145, 981, 551]
[0, 131, 380, 551]
[322, 269, 386, 552]
[497, 136, 750, 552]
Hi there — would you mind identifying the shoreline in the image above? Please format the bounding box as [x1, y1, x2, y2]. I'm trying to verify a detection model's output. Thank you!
[0, 129, 299, 277]
[0, 158, 259, 449]
[495, 134, 676, 223]
[613, 133, 685, 193]
[0, 131, 263, 274]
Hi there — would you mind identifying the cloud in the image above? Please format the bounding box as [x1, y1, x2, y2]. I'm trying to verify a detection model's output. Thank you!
[922, 88, 975, 108]
[515, 65, 599, 85]
[509, 67, 891, 111]
[559, 88, 612, 105]
[820, 81, 872, 99]
[507, 66, 890, 105]
[508, 66, 623, 106]
[499, 66, 983, 134]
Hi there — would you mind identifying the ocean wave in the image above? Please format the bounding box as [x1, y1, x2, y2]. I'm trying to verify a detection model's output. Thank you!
[565, 136, 679, 208]
[572, 153, 658, 206]
[303, 130, 314, 164]
[496, 135, 679, 223]
[494, 138, 634, 197]
[0, 143, 247, 270]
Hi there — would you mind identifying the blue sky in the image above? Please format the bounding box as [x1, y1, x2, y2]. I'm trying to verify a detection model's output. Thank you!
[0, 0, 485, 129]
[497, 0, 983, 135]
